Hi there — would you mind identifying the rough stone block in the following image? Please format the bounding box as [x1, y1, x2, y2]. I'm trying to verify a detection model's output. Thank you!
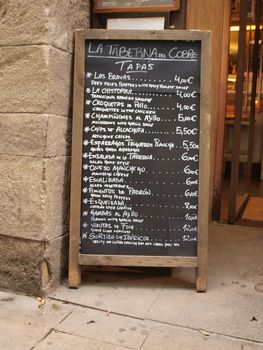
[46, 115, 71, 157]
[46, 0, 91, 52]
[48, 47, 72, 116]
[0, 114, 48, 157]
[68, 0, 90, 52]
[0, 0, 47, 46]
[42, 233, 69, 293]
[0, 0, 90, 50]
[0, 45, 72, 116]
[0, 154, 70, 241]
[47, 0, 90, 51]
[47, 0, 69, 51]
[0, 235, 44, 295]
[0, 113, 70, 157]
[0, 156, 46, 240]
[0, 233, 69, 296]
[44, 157, 70, 240]
[0, 46, 49, 113]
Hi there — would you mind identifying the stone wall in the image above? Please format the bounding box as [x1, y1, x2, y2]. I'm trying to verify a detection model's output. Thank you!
[0, 0, 90, 295]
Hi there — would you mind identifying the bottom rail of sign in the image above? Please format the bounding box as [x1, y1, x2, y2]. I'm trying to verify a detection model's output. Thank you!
[69, 254, 206, 292]
[79, 254, 197, 267]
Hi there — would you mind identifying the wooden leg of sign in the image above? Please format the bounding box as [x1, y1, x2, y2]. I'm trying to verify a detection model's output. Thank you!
[196, 227, 208, 292]
[68, 235, 81, 288]
[195, 267, 207, 292]
[68, 264, 81, 288]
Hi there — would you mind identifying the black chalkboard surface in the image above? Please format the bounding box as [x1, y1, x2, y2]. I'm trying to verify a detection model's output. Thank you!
[81, 39, 200, 256]
[69, 30, 211, 291]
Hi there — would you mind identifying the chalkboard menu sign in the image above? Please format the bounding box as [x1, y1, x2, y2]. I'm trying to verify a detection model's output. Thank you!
[69, 30, 211, 292]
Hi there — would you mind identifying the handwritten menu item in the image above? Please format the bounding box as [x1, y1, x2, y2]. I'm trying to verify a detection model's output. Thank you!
[69, 30, 211, 291]
[81, 39, 200, 256]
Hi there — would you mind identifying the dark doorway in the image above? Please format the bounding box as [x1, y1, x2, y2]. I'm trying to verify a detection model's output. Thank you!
[220, 0, 263, 225]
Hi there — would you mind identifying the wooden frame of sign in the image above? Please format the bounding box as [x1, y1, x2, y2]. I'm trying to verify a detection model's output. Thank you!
[69, 29, 211, 292]
[93, 0, 180, 13]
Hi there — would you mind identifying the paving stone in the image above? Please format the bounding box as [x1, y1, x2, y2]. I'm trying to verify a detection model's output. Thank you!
[147, 279, 263, 343]
[146, 226, 263, 343]
[243, 342, 263, 349]
[1, 289, 263, 350]
[51, 270, 169, 318]
[34, 330, 128, 350]
[0, 291, 72, 350]
[56, 307, 152, 349]
[142, 323, 242, 350]
[209, 223, 263, 282]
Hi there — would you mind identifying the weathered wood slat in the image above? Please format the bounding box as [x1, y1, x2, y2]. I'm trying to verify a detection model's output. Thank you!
[93, 0, 180, 13]
[79, 254, 198, 267]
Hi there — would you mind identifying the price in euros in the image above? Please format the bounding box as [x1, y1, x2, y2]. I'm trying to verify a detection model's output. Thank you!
[183, 140, 199, 151]
[182, 235, 197, 242]
[176, 127, 198, 135]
